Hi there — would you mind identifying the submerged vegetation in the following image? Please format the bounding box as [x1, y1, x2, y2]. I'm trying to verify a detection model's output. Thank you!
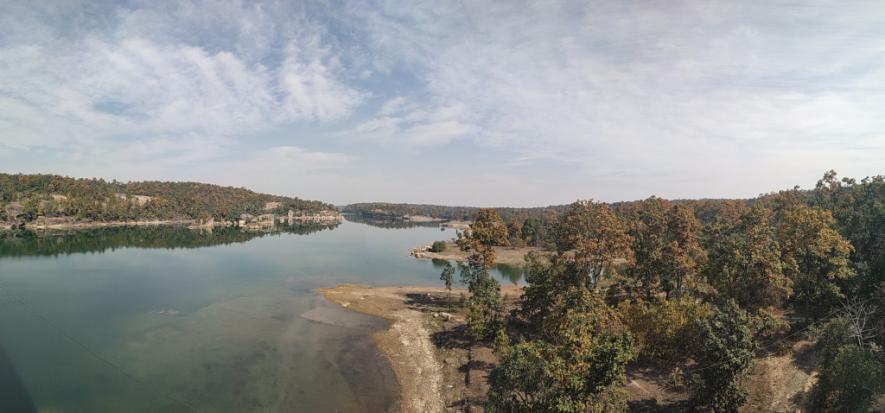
[438, 171, 885, 412]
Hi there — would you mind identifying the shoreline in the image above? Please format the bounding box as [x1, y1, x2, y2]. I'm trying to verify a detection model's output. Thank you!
[1, 215, 342, 232]
[319, 283, 522, 413]
[319, 284, 448, 412]
[410, 240, 543, 267]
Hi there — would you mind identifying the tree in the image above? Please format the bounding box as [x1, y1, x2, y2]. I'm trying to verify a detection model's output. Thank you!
[521, 217, 543, 246]
[430, 240, 447, 252]
[810, 301, 885, 412]
[624, 197, 669, 298]
[457, 208, 510, 270]
[776, 203, 854, 318]
[811, 171, 885, 297]
[660, 204, 705, 298]
[456, 209, 509, 341]
[554, 201, 633, 290]
[690, 300, 756, 413]
[489, 288, 635, 412]
[617, 297, 710, 364]
[439, 261, 455, 308]
[626, 199, 705, 299]
[703, 205, 790, 310]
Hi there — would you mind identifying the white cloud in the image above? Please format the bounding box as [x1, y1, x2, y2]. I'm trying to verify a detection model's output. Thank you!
[349, 97, 475, 146]
[344, 0, 885, 198]
[0, 1, 363, 151]
[2, 0, 884, 205]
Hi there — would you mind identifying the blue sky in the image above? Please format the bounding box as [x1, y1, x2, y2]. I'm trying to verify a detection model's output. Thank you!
[1, 0, 883, 206]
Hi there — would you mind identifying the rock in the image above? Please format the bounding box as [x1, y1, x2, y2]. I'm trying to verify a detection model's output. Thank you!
[439, 312, 453, 321]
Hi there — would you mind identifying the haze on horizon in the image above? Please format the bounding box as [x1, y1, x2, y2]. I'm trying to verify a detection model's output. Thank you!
[1, 1, 883, 207]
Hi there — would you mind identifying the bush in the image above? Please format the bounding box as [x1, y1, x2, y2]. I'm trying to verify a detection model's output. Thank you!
[617, 297, 710, 364]
[430, 240, 447, 252]
[811, 312, 885, 412]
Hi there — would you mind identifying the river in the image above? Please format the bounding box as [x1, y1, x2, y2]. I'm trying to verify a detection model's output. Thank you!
[0, 219, 521, 412]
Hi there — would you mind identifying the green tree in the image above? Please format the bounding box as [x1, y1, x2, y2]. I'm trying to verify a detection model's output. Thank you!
[430, 240, 447, 252]
[521, 217, 542, 246]
[489, 288, 635, 412]
[811, 171, 885, 296]
[689, 300, 756, 413]
[439, 261, 455, 308]
[810, 302, 885, 412]
[703, 205, 790, 310]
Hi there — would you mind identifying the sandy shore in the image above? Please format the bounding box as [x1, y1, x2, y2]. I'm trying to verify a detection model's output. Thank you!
[319, 284, 522, 413]
[320, 285, 447, 412]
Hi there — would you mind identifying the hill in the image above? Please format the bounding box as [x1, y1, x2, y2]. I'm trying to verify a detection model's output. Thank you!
[0, 173, 334, 229]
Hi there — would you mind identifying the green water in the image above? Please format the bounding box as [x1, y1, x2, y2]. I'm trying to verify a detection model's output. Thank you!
[0, 220, 522, 412]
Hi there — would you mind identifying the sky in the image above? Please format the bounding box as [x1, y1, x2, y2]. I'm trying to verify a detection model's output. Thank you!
[1, 0, 884, 206]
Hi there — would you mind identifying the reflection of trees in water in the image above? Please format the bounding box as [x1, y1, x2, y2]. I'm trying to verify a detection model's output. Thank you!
[0, 222, 339, 258]
[343, 214, 442, 230]
[427, 258, 524, 284]
[494, 263, 524, 285]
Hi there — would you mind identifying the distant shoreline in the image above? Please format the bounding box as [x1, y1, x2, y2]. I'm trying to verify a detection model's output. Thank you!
[2, 214, 342, 232]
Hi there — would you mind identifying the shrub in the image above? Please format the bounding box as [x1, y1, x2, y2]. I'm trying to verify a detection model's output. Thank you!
[811, 311, 885, 412]
[430, 240, 447, 252]
[617, 297, 710, 364]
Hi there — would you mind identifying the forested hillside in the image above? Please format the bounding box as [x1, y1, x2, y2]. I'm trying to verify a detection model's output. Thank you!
[0, 173, 334, 227]
[437, 171, 884, 412]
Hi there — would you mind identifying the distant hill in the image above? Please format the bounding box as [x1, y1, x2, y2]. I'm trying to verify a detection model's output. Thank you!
[341, 202, 568, 222]
[0, 173, 334, 227]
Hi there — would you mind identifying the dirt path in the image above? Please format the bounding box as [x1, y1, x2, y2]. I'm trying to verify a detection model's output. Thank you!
[320, 285, 448, 413]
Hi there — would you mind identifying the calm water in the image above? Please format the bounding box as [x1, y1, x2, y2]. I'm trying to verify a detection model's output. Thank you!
[0, 220, 521, 412]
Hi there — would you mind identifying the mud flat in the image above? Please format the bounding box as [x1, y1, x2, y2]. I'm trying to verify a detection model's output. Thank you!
[319, 285, 448, 412]
[319, 284, 524, 413]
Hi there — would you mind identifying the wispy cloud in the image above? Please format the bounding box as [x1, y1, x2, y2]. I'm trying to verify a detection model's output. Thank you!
[0, 1, 362, 150]
[1, 0, 884, 205]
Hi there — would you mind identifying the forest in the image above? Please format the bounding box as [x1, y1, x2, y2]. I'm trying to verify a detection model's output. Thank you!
[0, 173, 335, 227]
[441, 171, 884, 412]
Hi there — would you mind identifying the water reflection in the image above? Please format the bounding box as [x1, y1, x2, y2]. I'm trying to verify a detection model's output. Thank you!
[342, 214, 441, 230]
[0, 222, 339, 258]
[425, 258, 525, 284]
[494, 263, 525, 285]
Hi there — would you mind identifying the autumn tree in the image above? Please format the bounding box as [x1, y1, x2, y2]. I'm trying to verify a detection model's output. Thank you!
[703, 205, 790, 310]
[553, 200, 633, 290]
[776, 203, 854, 318]
[457, 208, 509, 340]
[626, 198, 705, 299]
[489, 286, 635, 412]
[457, 208, 510, 269]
